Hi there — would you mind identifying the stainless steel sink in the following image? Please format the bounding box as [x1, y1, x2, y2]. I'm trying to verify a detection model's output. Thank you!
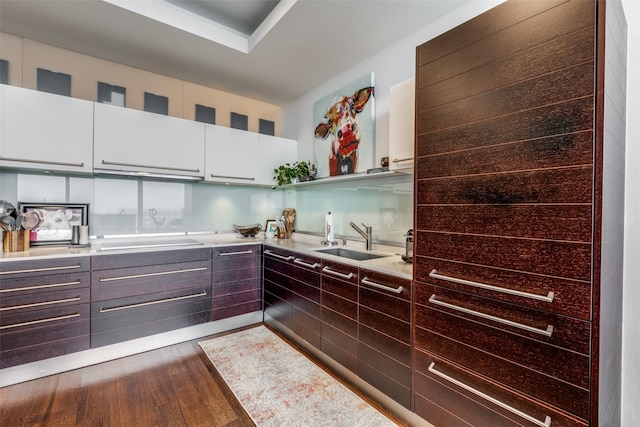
[312, 247, 391, 261]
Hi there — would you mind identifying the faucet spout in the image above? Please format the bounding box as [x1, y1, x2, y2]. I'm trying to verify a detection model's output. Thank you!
[350, 221, 373, 250]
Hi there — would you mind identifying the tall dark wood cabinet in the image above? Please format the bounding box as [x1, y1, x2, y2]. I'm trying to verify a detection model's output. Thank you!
[412, 1, 626, 426]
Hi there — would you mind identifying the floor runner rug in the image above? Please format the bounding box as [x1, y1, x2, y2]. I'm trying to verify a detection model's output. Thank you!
[199, 325, 399, 427]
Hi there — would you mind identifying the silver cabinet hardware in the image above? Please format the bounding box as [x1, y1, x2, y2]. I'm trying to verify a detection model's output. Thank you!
[98, 267, 207, 282]
[0, 264, 83, 276]
[293, 258, 319, 269]
[101, 160, 200, 173]
[322, 266, 353, 280]
[428, 362, 551, 427]
[219, 250, 253, 256]
[0, 156, 84, 168]
[264, 250, 294, 261]
[429, 269, 554, 303]
[99, 290, 207, 313]
[0, 296, 81, 312]
[0, 312, 80, 331]
[361, 277, 403, 294]
[210, 174, 255, 181]
[392, 157, 414, 163]
[0, 280, 82, 294]
[428, 294, 554, 337]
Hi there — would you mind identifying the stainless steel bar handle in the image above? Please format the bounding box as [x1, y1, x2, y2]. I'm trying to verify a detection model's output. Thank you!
[429, 269, 554, 303]
[0, 296, 81, 312]
[98, 267, 207, 282]
[210, 174, 255, 181]
[101, 160, 200, 173]
[99, 291, 207, 313]
[428, 294, 553, 337]
[294, 258, 319, 269]
[264, 250, 294, 261]
[219, 250, 254, 256]
[0, 280, 82, 294]
[392, 157, 414, 163]
[428, 362, 551, 427]
[0, 264, 83, 276]
[361, 277, 403, 294]
[322, 266, 353, 280]
[0, 312, 81, 331]
[0, 156, 84, 168]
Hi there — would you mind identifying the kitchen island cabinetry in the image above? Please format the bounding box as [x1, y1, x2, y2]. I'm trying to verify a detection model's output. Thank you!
[90, 248, 212, 347]
[93, 102, 205, 179]
[358, 268, 412, 409]
[0, 256, 91, 368]
[211, 245, 262, 320]
[0, 84, 94, 174]
[413, 0, 625, 426]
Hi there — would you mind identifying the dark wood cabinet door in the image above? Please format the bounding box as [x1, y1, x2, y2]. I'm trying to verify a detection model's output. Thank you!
[211, 245, 261, 320]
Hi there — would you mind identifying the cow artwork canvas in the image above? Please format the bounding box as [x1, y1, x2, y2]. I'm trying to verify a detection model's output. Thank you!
[314, 73, 375, 177]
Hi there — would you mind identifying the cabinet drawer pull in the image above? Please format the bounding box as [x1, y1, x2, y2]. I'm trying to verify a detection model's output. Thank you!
[0, 263, 83, 276]
[429, 269, 554, 303]
[0, 156, 84, 168]
[392, 157, 414, 163]
[322, 266, 353, 280]
[210, 174, 255, 181]
[0, 280, 82, 294]
[361, 277, 403, 294]
[428, 362, 551, 427]
[0, 312, 81, 331]
[428, 294, 553, 337]
[264, 250, 293, 261]
[0, 296, 81, 312]
[294, 258, 319, 269]
[98, 267, 207, 282]
[219, 250, 253, 256]
[99, 290, 207, 313]
[102, 160, 200, 173]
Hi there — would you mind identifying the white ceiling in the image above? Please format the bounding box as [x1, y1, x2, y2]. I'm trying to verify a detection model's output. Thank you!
[0, 0, 467, 106]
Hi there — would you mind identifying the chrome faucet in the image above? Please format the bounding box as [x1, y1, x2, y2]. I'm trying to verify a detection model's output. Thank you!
[350, 222, 373, 250]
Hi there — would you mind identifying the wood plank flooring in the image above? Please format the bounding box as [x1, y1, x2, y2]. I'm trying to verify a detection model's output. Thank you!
[0, 327, 408, 426]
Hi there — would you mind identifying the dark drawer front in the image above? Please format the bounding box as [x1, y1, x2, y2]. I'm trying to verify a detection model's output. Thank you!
[91, 259, 211, 301]
[0, 286, 90, 313]
[212, 245, 259, 270]
[415, 257, 590, 320]
[0, 271, 90, 300]
[416, 230, 591, 282]
[415, 283, 590, 418]
[322, 260, 359, 286]
[359, 268, 411, 302]
[0, 304, 90, 369]
[414, 349, 587, 427]
[91, 247, 211, 270]
[0, 256, 90, 281]
[91, 286, 211, 347]
[359, 337, 411, 409]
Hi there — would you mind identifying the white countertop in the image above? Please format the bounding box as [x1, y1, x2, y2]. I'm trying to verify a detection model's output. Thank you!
[0, 232, 413, 279]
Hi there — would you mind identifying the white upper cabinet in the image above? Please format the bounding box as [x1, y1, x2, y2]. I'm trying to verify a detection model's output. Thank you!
[93, 103, 205, 179]
[0, 84, 94, 174]
[204, 124, 259, 184]
[388, 77, 415, 172]
[257, 134, 297, 186]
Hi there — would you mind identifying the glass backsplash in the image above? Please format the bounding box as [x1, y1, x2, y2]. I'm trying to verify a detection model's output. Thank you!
[0, 171, 412, 245]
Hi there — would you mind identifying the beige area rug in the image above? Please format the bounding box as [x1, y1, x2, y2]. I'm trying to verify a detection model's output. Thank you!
[199, 325, 399, 427]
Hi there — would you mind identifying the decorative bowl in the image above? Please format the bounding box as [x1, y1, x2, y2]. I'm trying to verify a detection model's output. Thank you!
[234, 223, 263, 237]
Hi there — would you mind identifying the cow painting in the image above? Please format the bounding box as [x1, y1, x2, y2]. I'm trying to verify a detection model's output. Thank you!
[314, 86, 374, 176]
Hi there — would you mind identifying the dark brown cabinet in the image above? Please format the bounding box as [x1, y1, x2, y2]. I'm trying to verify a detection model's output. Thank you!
[413, 1, 625, 426]
[0, 257, 91, 368]
[358, 268, 412, 409]
[90, 248, 212, 347]
[211, 245, 261, 320]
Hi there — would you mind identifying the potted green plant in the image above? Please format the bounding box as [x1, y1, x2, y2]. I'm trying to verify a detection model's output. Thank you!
[273, 161, 311, 186]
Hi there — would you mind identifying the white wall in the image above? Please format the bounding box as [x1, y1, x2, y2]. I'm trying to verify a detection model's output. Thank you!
[621, 1, 640, 426]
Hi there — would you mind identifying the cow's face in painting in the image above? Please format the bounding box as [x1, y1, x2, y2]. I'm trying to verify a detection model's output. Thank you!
[315, 87, 374, 176]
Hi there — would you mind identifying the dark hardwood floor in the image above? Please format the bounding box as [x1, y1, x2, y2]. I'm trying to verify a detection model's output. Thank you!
[0, 326, 408, 426]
